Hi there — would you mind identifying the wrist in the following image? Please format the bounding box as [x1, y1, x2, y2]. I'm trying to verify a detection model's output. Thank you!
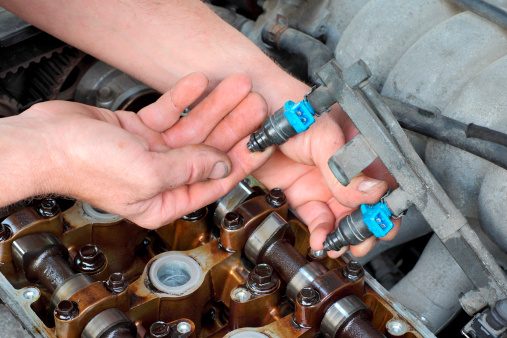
[0, 115, 58, 206]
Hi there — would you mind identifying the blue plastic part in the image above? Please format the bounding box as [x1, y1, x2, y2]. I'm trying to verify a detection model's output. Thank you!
[283, 99, 316, 133]
[360, 202, 394, 238]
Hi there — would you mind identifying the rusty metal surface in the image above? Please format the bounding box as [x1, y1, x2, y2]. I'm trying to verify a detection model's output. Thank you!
[0, 187, 430, 337]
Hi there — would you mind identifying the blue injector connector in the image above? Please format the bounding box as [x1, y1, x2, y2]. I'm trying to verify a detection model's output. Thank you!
[361, 201, 394, 238]
[283, 99, 316, 133]
[323, 200, 395, 252]
[247, 98, 317, 152]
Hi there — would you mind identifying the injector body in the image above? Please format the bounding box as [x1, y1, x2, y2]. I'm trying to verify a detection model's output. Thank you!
[247, 99, 316, 152]
[323, 199, 394, 252]
[247, 85, 336, 152]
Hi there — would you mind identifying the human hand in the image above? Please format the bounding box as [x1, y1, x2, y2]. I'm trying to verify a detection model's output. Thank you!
[1, 0, 400, 256]
[253, 103, 401, 258]
[10, 72, 271, 228]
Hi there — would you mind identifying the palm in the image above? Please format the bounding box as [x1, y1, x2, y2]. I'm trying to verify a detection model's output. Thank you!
[23, 72, 272, 229]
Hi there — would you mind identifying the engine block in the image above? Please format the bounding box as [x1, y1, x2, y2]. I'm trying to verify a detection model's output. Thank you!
[0, 180, 431, 337]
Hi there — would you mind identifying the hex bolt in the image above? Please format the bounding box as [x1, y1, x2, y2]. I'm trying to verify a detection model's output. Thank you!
[0, 224, 12, 242]
[54, 300, 79, 321]
[74, 244, 106, 274]
[297, 287, 319, 306]
[252, 264, 273, 285]
[149, 321, 171, 338]
[38, 198, 59, 218]
[266, 188, 287, 207]
[105, 272, 128, 293]
[182, 207, 207, 221]
[343, 260, 364, 282]
[223, 212, 244, 230]
[247, 263, 278, 293]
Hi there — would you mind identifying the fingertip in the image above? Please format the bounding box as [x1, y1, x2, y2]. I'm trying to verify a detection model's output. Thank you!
[229, 70, 252, 91]
[185, 72, 210, 92]
[173, 72, 209, 103]
[171, 144, 231, 185]
[208, 161, 230, 180]
[356, 178, 385, 193]
[309, 223, 334, 251]
[246, 92, 268, 118]
[337, 175, 389, 207]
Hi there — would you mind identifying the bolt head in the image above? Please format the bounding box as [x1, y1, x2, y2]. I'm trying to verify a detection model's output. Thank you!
[297, 287, 319, 306]
[343, 260, 364, 282]
[266, 188, 286, 207]
[0, 224, 11, 242]
[38, 198, 59, 218]
[74, 244, 106, 273]
[247, 264, 278, 294]
[150, 321, 171, 338]
[223, 212, 244, 230]
[54, 300, 79, 321]
[105, 272, 128, 293]
[252, 264, 273, 285]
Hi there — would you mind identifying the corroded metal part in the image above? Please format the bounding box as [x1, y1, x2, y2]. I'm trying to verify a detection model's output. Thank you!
[54, 280, 131, 338]
[0, 193, 429, 337]
[220, 194, 288, 252]
[156, 207, 211, 251]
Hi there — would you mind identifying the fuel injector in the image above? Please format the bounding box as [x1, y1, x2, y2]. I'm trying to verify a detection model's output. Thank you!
[247, 60, 399, 251]
[247, 85, 336, 152]
[323, 197, 395, 252]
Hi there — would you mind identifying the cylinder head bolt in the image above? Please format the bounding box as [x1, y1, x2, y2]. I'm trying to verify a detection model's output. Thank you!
[38, 198, 60, 218]
[105, 272, 128, 294]
[55, 300, 79, 321]
[149, 321, 171, 338]
[266, 188, 287, 207]
[74, 244, 106, 274]
[297, 287, 319, 307]
[223, 212, 244, 230]
[343, 260, 364, 282]
[247, 263, 279, 294]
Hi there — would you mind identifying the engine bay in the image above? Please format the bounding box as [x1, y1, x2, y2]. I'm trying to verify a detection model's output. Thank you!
[1, 0, 507, 337]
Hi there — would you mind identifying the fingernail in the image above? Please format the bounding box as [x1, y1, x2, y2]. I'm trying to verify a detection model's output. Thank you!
[209, 162, 229, 179]
[357, 178, 383, 192]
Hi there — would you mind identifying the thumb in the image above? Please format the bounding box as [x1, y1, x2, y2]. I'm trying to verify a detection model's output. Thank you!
[149, 144, 231, 189]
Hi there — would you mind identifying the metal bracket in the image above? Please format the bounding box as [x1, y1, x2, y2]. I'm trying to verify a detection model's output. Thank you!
[317, 59, 507, 310]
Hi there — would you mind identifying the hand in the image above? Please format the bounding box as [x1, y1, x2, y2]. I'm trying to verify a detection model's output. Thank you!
[2, 0, 401, 257]
[254, 106, 401, 258]
[8, 72, 271, 228]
